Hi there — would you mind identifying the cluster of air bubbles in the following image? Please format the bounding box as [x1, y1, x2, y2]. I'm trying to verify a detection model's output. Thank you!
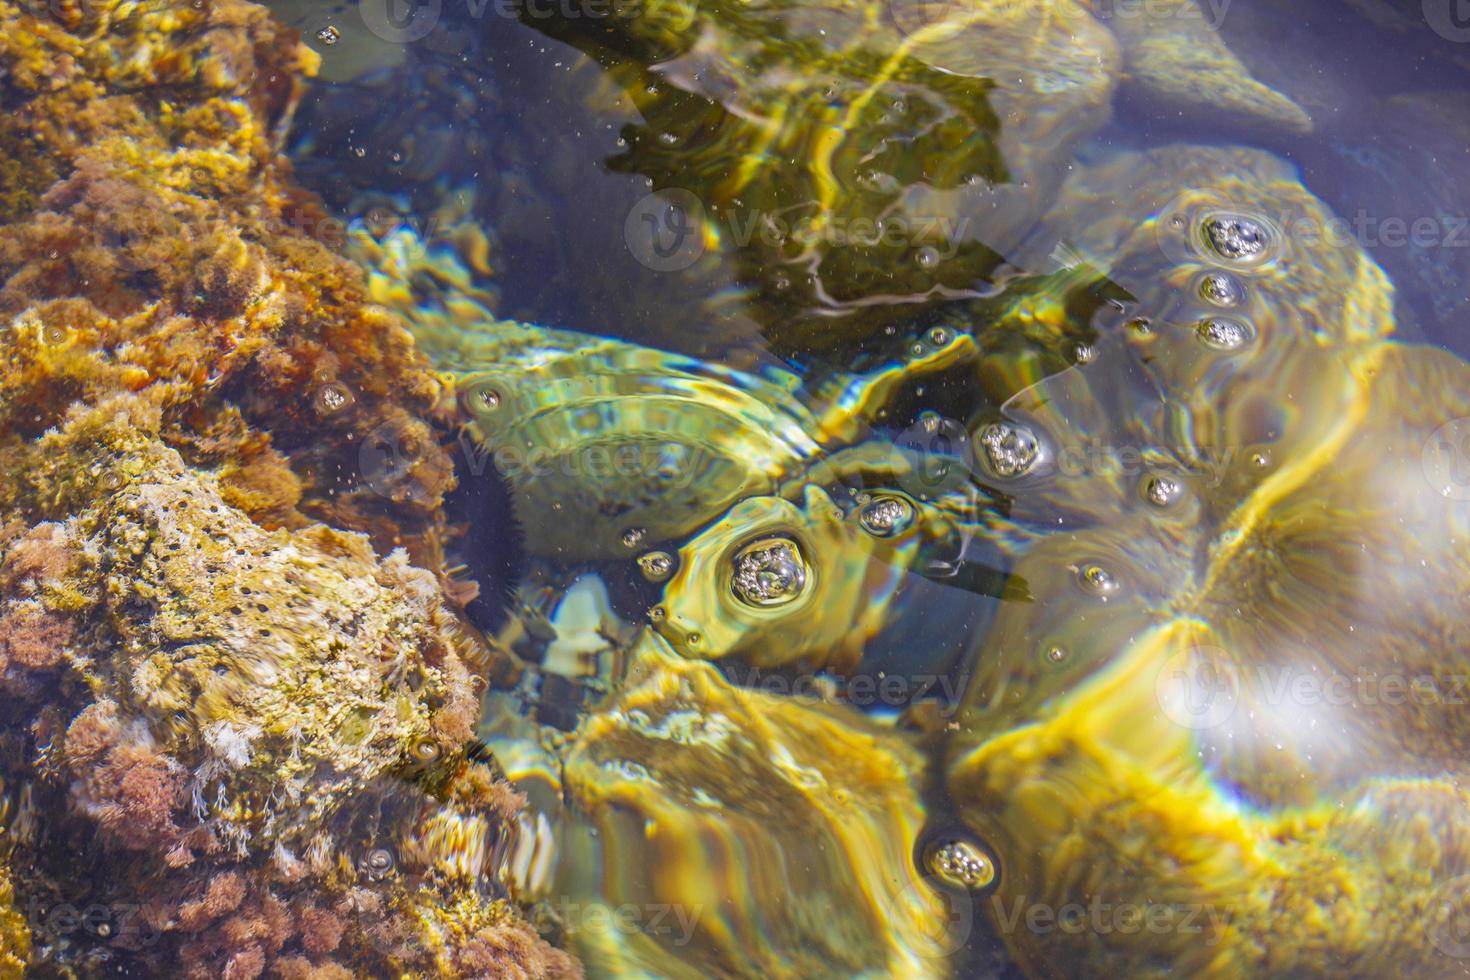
[1197, 271, 1243, 307]
[316, 25, 340, 45]
[1196, 316, 1254, 351]
[1142, 475, 1183, 507]
[1076, 561, 1120, 597]
[638, 551, 675, 582]
[312, 382, 354, 415]
[731, 537, 809, 608]
[976, 422, 1041, 479]
[621, 527, 646, 549]
[923, 836, 996, 890]
[858, 496, 914, 537]
[1201, 213, 1271, 263]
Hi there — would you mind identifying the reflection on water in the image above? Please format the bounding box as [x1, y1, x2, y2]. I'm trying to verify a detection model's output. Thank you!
[272, 0, 1470, 976]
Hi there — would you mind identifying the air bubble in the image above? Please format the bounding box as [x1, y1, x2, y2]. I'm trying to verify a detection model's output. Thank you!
[621, 527, 646, 549]
[1074, 343, 1096, 364]
[924, 837, 996, 890]
[1202, 213, 1272, 263]
[316, 25, 340, 45]
[1196, 317, 1254, 351]
[364, 847, 395, 878]
[1077, 561, 1120, 596]
[1198, 272, 1243, 307]
[916, 247, 941, 269]
[927, 325, 952, 347]
[977, 423, 1040, 479]
[858, 496, 914, 537]
[638, 551, 675, 582]
[731, 537, 809, 608]
[409, 737, 441, 764]
[461, 381, 502, 415]
[1142, 475, 1183, 507]
[1045, 645, 1068, 664]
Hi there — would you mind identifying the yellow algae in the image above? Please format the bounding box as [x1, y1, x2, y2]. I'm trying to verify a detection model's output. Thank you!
[0, 863, 29, 978]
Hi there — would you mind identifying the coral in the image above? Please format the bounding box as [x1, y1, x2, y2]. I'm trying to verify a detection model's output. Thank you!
[0, 0, 577, 975]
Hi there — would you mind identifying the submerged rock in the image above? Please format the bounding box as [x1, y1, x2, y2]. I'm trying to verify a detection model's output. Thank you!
[946, 145, 1470, 977]
[555, 639, 946, 977]
[1091, 0, 1312, 133]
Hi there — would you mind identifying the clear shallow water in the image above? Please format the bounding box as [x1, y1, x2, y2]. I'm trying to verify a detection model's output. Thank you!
[274, 0, 1470, 976]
